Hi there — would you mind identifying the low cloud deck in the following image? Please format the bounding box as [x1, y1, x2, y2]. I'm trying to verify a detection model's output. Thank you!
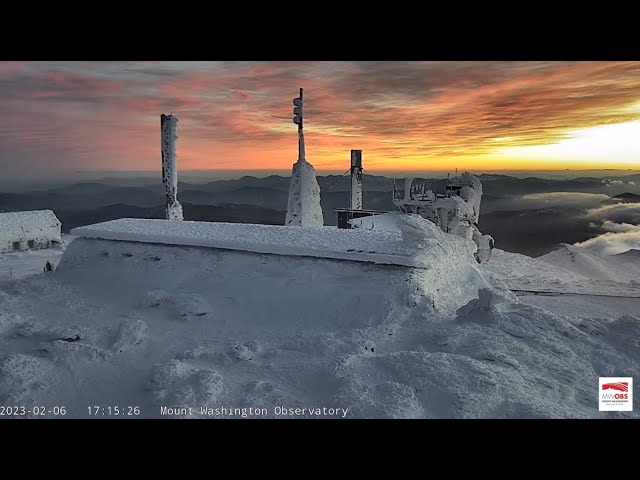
[71, 218, 433, 268]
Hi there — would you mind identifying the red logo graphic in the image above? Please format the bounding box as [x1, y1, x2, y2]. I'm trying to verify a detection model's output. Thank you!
[602, 382, 628, 392]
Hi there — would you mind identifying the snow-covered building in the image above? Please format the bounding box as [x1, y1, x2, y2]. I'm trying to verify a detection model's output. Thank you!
[67, 215, 487, 314]
[0, 210, 62, 253]
[387, 173, 495, 263]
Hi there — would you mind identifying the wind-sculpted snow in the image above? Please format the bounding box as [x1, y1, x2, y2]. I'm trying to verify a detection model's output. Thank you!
[484, 247, 640, 297]
[540, 243, 640, 283]
[70, 216, 477, 269]
[0, 354, 56, 404]
[143, 290, 212, 319]
[0, 227, 638, 418]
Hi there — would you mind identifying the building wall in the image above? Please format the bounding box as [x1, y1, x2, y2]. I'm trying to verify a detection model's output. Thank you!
[0, 211, 62, 254]
[3, 238, 58, 253]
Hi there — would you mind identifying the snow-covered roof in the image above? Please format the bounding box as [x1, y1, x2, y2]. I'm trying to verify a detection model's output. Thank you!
[71, 216, 476, 269]
[0, 210, 61, 239]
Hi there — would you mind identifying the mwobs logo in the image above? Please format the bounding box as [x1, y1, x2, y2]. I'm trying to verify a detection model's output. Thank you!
[602, 382, 628, 393]
[599, 377, 633, 412]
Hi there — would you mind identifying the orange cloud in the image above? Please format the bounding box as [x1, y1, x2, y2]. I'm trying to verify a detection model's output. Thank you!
[2, 61, 640, 177]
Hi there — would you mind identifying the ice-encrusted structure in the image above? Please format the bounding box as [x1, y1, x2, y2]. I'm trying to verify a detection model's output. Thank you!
[161, 114, 184, 221]
[457, 172, 483, 223]
[70, 216, 477, 270]
[285, 161, 324, 227]
[285, 89, 324, 227]
[0, 210, 62, 253]
[390, 173, 494, 263]
[350, 150, 363, 211]
[64, 214, 490, 316]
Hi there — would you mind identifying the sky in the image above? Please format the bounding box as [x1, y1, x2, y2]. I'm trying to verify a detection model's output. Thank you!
[1, 61, 640, 178]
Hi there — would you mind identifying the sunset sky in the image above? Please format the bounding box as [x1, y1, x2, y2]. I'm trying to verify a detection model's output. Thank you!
[1, 61, 640, 178]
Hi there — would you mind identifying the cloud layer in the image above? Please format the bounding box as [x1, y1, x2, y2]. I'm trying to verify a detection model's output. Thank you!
[519, 192, 610, 209]
[576, 202, 640, 255]
[584, 203, 640, 225]
[2, 61, 640, 177]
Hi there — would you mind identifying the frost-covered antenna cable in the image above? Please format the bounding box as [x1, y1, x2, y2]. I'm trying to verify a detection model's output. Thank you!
[362, 168, 391, 190]
[324, 169, 351, 192]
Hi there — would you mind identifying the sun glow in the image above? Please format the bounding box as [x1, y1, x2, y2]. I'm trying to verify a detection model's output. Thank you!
[496, 119, 640, 167]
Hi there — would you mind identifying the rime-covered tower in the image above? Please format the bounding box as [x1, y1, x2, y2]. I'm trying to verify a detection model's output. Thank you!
[285, 88, 324, 227]
[350, 150, 363, 211]
[161, 114, 184, 221]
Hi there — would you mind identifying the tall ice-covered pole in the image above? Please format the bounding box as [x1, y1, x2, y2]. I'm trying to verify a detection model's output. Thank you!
[350, 150, 363, 210]
[161, 114, 184, 221]
[297, 87, 305, 160]
[285, 88, 324, 227]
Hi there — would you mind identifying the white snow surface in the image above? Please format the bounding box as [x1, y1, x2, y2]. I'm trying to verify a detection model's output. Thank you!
[483, 247, 640, 297]
[349, 212, 404, 232]
[0, 227, 639, 419]
[70, 216, 477, 269]
[0, 235, 73, 280]
[540, 243, 640, 283]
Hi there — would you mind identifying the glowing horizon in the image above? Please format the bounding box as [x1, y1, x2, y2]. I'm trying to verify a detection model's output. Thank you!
[1, 61, 640, 178]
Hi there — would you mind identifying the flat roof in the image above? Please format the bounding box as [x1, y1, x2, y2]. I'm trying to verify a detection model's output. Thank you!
[334, 208, 389, 214]
[70, 218, 440, 268]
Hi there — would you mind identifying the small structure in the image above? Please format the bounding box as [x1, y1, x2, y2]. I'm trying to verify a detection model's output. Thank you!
[336, 208, 387, 229]
[392, 173, 494, 263]
[350, 149, 363, 211]
[335, 149, 386, 229]
[0, 210, 62, 253]
[285, 88, 324, 228]
[161, 114, 184, 221]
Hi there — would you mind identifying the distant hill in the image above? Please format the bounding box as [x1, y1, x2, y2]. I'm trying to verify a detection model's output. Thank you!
[612, 192, 640, 202]
[55, 203, 286, 233]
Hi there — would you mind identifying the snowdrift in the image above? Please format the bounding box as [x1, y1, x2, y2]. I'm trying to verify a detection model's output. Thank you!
[65, 216, 496, 315]
[541, 243, 640, 283]
[484, 247, 640, 297]
[1, 220, 638, 419]
[70, 217, 478, 270]
[57, 233, 489, 318]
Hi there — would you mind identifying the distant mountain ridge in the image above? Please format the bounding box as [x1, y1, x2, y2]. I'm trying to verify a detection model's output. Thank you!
[2, 173, 638, 257]
[612, 192, 640, 202]
[55, 203, 286, 233]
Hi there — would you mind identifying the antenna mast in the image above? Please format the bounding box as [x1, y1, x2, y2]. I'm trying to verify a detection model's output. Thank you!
[293, 88, 305, 162]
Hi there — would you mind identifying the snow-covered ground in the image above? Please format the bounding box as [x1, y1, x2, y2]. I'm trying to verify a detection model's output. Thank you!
[540, 244, 640, 284]
[0, 224, 638, 419]
[0, 235, 74, 281]
[483, 247, 640, 298]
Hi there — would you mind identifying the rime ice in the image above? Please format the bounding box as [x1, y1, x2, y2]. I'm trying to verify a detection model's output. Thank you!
[390, 172, 494, 263]
[285, 88, 324, 227]
[161, 114, 184, 221]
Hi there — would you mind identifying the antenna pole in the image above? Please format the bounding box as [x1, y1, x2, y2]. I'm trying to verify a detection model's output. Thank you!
[299, 88, 303, 133]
